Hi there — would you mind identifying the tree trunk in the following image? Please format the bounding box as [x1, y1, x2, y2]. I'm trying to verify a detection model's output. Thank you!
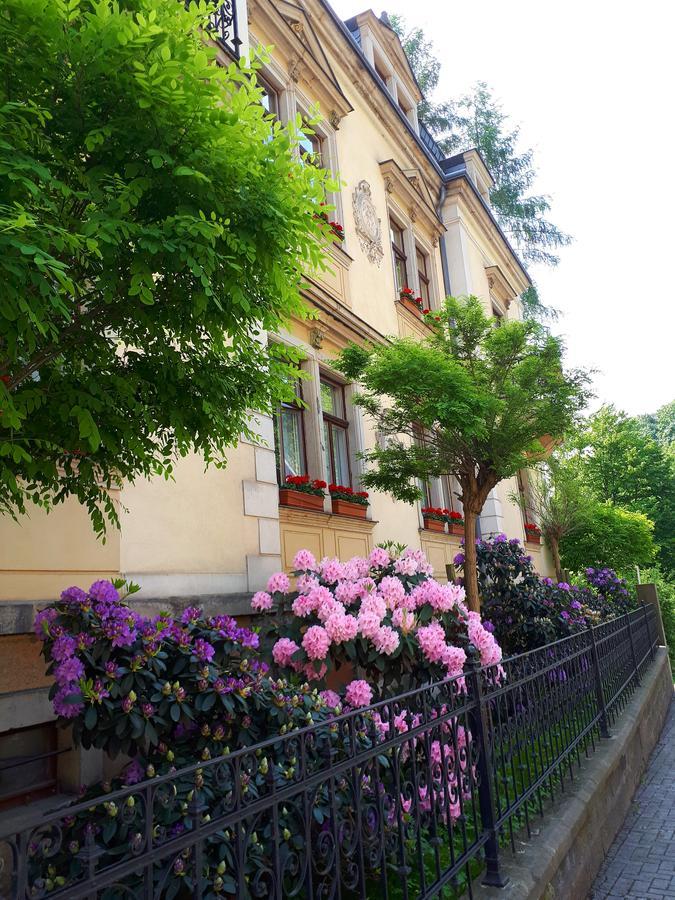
[549, 535, 563, 583]
[463, 507, 481, 613]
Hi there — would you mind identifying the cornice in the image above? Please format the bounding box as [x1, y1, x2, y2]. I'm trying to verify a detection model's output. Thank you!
[380, 159, 445, 237]
[249, 0, 353, 119]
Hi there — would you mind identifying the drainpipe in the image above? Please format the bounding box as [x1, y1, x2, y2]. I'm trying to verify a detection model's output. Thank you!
[436, 181, 452, 297]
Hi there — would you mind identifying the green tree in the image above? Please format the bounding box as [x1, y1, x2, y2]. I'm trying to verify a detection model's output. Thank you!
[559, 502, 656, 575]
[510, 457, 590, 583]
[391, 16, 570, 320]
[638, 399, 675, 450]
[0, 0, 332, 535]
[337, 296, 590, 612]
[570, 405, 675, 575]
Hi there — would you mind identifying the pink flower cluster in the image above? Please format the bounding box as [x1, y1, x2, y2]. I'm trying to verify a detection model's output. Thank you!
[256, 546, 502, 701]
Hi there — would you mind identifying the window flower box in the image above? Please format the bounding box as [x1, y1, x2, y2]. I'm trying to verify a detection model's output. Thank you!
[279, 476, 326, 511]
[524, 522, 542, 544]
[421, 507, 446, 532]
[398, 287, 424, 317]
[446, 510, 465, 536]
[329, 484, 369, 518]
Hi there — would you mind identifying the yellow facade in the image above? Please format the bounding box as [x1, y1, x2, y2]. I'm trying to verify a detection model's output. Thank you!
[0, 0, 559, 807]
[0, 0, 553, 610]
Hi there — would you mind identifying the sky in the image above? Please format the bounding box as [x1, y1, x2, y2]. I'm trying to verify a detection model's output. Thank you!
[329, 0, 674, 416]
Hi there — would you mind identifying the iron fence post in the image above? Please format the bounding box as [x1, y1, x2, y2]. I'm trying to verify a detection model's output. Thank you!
[642, 602, 655, 661]
[468, 656, 509, 888]
[588, 625, 610, 738]
[627, 612, 641, 686]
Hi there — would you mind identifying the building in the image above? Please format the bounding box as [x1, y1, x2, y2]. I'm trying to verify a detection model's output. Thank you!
[0, 0, 552, 809]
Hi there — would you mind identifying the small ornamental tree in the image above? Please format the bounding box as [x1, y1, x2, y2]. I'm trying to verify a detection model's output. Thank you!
[510, 457, 590, 582]
[337, 297, 590, 612]
[0, 0, 333, 535]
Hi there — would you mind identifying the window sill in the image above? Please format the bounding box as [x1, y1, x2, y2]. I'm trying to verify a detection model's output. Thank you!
[279, 505, 377, 529]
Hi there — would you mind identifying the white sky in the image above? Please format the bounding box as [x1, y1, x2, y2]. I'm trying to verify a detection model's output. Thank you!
[329, 0, 675, 416]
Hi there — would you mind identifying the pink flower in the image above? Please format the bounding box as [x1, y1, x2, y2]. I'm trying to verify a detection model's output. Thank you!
[251, 591, 273, 613]
[358, 610, 382, 639]
[291, 594, 315, 618]
[442, 645, 467, 677]
[334, 580, 362, 605]
[272, 638, 299, 667]
[342, 557, 370, 580]
[416, 622, 447, 664]
[296, 574, 320, 595]
[368, 547, 390, 568]
[303, 662, 327, 681]
[360, 594, 386, 620]
[293, 549, 318, 571]
[345, 679, 373, 708]
[320, 689, 341, 709]
[315, 594, 341, 623]
[320, 557, 345, 584]
[394, 711, 409, 733]
[378, 576, 405, 609]
[325, 610, 359, 643]
[394, 555, 418, 576]
[302, 625, 330, 660]
[372, 625, 400, 655]
[392, 607, 416, 633]
[266, 572, 290, 594]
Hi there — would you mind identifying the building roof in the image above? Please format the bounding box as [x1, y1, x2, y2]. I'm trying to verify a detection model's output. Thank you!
[315, 0, 531, 285]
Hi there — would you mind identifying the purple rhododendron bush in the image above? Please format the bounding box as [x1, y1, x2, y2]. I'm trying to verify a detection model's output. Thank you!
[29, 552, 500, 897]
[253, 544, 501, 701]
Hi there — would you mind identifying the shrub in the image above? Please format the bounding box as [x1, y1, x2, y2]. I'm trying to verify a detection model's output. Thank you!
[35, 580, 329, 766]
[455, 535, 597, 655]
[31, 576, 480, 898]
[255, 545, 502, 697]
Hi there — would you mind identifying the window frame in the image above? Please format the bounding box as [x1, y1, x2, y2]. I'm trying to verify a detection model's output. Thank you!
[258, 73, 279, 119]
[390, 217, 408, 293]
[320, 375, 352, 487]
[274, 382, 308, 484]
[416, 244, 432, 306]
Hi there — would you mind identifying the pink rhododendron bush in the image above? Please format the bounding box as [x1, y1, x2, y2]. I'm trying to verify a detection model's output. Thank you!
[253, 544, 502, 700]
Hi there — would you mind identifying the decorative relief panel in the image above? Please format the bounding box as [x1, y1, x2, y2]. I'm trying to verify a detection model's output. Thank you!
[352, 180, 383, 267]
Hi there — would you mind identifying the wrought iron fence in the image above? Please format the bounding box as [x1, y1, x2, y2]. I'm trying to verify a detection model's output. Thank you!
[0, 605, 660, 900]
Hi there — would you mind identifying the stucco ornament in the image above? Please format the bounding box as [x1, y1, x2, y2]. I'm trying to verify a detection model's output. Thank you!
[352, 180, 383, 267]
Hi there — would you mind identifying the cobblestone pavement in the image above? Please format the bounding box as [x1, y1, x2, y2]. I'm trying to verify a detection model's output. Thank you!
[590, 695, 675, 899]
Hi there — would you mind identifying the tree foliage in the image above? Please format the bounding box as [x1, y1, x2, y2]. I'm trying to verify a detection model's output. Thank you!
[0, 0, 332, 535]
[337, 296, 590, 611]
[569, 405, 675, 576]
[390, 17, 570, 319]
[559, 502, 655, 575]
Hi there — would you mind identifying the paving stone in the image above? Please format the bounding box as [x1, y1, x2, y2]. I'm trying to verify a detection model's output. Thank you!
[590, 701, 675, 898]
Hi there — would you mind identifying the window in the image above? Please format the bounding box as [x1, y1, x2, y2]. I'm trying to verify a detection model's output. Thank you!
[320, 377, 351, 486]
[274, 383, 307, 483]
[298, 119, 323, 164]
[517, 470, 536, 524]
[491, 299, 505, 325]
[390, 218, 408, 293]
[441, 475, 463, 518]
[0, 723, 58, 810]
[416, 245, 431, 306]
[259, 76, 279, 117]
